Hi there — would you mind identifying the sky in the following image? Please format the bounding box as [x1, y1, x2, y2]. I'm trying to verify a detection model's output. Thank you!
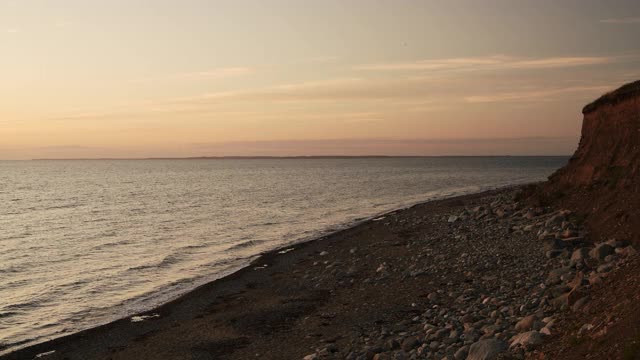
[1, 0, 639, 159]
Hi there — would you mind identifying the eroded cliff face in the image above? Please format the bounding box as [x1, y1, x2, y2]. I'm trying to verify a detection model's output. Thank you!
[539, 80, 640, 244]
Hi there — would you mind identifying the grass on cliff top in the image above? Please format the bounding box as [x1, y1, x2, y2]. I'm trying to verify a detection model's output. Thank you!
[583, 79, 640, 114]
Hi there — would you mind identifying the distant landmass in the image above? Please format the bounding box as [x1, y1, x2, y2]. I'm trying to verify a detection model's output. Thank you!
[31, 155, 566, 161]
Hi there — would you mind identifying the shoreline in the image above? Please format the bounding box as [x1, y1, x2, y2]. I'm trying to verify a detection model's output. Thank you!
[4, 181, 628, 359]
[0, 186, 518, 359]
[0, 184, 520, 357]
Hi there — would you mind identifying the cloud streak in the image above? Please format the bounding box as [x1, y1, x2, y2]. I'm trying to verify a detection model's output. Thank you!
[600, 17, 640, 24]
[131, 67, 254, 83]
[355, 55, 614, 72]
[174, 67, 254, 79]
[464, 85, 611, 103]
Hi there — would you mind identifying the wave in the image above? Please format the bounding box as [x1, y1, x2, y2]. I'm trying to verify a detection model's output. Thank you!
[44, 203, 82, 210]
[91, 238, 131, 251]
[224, 239, 267, 252]
[126, 253, 183, 272]
[2, 299, 42, 311]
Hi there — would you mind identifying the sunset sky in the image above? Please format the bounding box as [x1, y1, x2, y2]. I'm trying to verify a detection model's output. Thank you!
[2, 0, 640, 159]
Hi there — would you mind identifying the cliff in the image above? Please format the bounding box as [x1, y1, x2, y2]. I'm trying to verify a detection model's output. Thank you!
[537, 80, 640, 244]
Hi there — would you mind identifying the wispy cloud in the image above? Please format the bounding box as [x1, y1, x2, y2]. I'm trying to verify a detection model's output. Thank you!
[170, 78, 375, 103]
[174, 67, 254, 79]
[600, 17, 640, 24]
[356, 55, 613, 72]
[464, 85, 611, 103]
[131, 67, 254, 83]
[304, 56, 339, 63]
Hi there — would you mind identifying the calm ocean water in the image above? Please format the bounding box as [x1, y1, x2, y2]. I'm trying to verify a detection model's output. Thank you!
[0, 157, 567, 353]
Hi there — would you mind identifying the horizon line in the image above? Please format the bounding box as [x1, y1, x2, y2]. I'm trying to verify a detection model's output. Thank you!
[17, 154, 574, 161]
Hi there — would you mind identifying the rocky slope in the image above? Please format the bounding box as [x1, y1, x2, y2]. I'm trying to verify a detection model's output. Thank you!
[536, 80, 640, 244]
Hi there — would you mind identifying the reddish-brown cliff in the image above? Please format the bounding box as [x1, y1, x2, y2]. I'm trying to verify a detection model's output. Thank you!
[538, 80, 640, 244]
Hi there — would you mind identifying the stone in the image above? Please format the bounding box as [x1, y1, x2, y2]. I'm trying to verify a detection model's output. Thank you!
[542, 238, 566, 252]
[606, 239, 627, 248]
[448, 216, 460, 223]
[386, 339, 400, 350]
[454, 345, 470, 360]
[561, 228, 579, 238]
[597, 263, 614, 273]
[515, 315, 536, 332]
[401, 337, 420, 352]
[588, 273, 604, 286]
[570, 247, 590, 265]
[495, 208, 508, 218]
[567, 285, 588, 307]
[545, 214, 565, 227]
[551, 293, 569, 309]
[303, 354, 318, 360]
[472, 206, 486, 213]
[562, 236, 586, 247]
[589, 243, 615, 261]
[510, 331, 544, 349]
[373, 354, 391, 360]
[616, 246, 638, 257]
[578, 324, 594, 336]
[466, 339, 507, 360]
[572, 296, 590, 312]
[546, 249, 565, 259]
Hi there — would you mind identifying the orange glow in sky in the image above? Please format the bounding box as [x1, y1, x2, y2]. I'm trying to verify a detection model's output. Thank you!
[1, 1, 639, 159]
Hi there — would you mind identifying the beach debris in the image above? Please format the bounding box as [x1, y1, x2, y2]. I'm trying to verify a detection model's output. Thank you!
[131, 314, 160, 323]
[253, 264, 268, 270]
[34, 350, 56, 358]
[372, 216, 386, 221]
[319, 251, 329, 256]
[277, 248, 295, 254]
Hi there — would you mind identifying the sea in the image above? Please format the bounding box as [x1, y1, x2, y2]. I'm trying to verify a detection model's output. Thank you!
[0, 156, 568, 354]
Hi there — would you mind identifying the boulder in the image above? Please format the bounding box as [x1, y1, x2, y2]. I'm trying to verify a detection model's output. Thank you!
[455, 345, 470, 360]
[515, 315, 536, 332]
[545, 214, 565, 227]
[616, 246, 638, 257]
[401, 337, 420, 352]
[510, 331, 544, 349]
[570, 247, 590, 265]
[542, 238, 566, 252]
[589, 243, 615, 261]
[466, 339, 507, 360]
